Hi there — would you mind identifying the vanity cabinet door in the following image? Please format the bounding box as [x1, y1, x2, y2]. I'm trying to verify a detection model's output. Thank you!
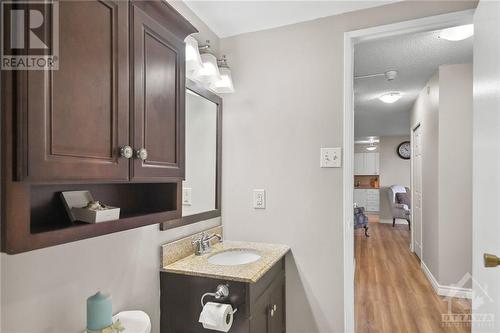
[269, 277, 285, 333]
[21, 0, 130, 182]
[250, 289, 271, 333]
[131, 4, 185, 181]
[250, 275, 286, 333]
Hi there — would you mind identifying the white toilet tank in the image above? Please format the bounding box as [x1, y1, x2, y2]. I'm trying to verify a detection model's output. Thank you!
[113, 311, 151, 333]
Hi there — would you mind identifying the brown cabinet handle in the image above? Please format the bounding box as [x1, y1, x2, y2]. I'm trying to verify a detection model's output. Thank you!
[120, 146, 133, 159]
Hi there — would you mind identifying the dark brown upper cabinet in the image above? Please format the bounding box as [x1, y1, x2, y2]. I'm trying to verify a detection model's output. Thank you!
[1, 0, 196, 253]
[18, 0, 130, 182]
[15, 0, 191, 183]
[131, 3, 185, 181]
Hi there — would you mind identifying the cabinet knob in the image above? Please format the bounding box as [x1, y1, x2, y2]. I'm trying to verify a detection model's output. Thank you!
[270, 308, 274, 317]
[273, 304, 277, 311]
[120, 146, 133, 159]
[136, 148, 148, 161]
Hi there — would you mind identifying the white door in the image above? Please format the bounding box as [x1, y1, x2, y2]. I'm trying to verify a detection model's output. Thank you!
[473, 2, 500, 331]
[412, 125, 423, 259]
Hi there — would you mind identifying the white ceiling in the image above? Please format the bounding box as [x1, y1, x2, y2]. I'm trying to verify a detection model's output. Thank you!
[354, 27, 473, 137]
[183, 1, 397, 38]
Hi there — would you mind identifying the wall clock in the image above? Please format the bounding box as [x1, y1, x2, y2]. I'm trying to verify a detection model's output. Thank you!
[397, 141, 411, 159]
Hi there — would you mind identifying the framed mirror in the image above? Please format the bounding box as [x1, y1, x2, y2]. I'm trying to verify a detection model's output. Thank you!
[162, 79, 222, 230]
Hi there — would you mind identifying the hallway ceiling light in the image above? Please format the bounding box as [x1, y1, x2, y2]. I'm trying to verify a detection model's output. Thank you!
[379, 92, 402, 104]
[185, 35, 203, 79]
[438, 24, 474, 41]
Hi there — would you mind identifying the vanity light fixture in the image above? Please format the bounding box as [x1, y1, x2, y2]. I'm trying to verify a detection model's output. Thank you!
[212, 56, 235, 94]
[198, 53, 222, 83]
[185, 35, 203, 79]
[379, 91, 402, 104]
[438, 24, 474, 41]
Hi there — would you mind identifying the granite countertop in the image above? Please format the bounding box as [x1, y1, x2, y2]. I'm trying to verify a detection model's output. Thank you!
[162, 241, 290, 283]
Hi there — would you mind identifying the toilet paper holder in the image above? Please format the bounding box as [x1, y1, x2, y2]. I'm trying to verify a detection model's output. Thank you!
[200, 284, 238, 314]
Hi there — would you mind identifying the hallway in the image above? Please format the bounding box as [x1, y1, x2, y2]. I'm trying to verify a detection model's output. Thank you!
[355, 222, 471, 333]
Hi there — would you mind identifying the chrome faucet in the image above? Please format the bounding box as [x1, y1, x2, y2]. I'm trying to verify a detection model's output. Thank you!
[192, 232, 223, 255]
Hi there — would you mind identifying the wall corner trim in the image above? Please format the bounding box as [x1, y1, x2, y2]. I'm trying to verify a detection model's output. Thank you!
[421, 261, 472, 299]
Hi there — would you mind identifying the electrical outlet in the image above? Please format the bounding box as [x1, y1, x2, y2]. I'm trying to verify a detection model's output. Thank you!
[182, 188, 192, 206]
[253, 189, 266, 209]
[320, 147, 342, 168]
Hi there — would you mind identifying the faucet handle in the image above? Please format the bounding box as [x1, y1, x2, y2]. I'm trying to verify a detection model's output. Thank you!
[191, 232, 204, 245]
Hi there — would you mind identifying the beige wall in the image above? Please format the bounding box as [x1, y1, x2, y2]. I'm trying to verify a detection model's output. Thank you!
[0, 3, 221, 333]
[379, 136, 411, 188]
[438, 64, 473, 286]
[379, 136, 411, 219]
[410, 64, 473, 288]
[220, 2, 476, 332]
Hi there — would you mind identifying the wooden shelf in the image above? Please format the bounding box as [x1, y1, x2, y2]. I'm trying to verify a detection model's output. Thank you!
[2, 183, 181, 254]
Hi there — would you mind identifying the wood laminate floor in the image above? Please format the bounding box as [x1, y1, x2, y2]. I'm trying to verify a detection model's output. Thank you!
[355, 221, 471, 333]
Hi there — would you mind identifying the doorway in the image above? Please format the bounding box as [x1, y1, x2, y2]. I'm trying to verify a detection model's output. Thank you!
[343, 9, 475, 332]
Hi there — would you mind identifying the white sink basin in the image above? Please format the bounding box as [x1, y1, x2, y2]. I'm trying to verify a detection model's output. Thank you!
[208, 249, 261, 266]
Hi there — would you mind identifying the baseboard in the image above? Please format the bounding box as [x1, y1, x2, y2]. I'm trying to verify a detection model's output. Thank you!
[380, 218, 407, 225]
[420, 261, 472, 299]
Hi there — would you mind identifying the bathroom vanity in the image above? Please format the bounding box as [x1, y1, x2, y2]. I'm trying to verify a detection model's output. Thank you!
[161, 240, 289, 333]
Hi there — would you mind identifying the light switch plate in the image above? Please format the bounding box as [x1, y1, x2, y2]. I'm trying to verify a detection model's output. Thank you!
[320, 147, 342, 168]
[182, 188, 192, 206]
[253, 189, 266, 209]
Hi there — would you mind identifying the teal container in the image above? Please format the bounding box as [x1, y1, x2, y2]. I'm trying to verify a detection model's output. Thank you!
[87, 292, 112, 331]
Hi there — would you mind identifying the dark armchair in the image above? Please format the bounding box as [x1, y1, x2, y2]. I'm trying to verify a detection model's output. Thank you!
[354, 206, 369, 237]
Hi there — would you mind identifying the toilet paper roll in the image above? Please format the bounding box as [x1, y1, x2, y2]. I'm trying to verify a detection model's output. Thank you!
[198, 302, 235, 332]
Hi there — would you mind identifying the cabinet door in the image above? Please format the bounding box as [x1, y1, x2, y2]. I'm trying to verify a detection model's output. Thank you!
[23, 0, 129, 181]
[131, 4, 185, 181]
[269, 277, 285, 333]
[354, 189, 366, 208]
[364, 153, 374, 175]
[354, 153, 364, 175]
[250, 290, 271, 333]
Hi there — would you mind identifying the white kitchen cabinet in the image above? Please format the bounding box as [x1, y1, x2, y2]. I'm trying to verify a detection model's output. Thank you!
[354, 153, 379, 175]
[354, 188, 379, 212]
[354, 189, 367, 208]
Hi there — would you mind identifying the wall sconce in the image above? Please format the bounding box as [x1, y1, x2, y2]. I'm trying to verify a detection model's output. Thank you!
[198, 53, 222, 84]
[184, 36, 235, 94]
[212, 56, 235, 94]
[185, 35, 203, 78]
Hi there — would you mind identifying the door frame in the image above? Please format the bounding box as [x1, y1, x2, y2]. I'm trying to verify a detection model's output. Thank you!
[410, 122, 422, 256]
[342, 9, 475, 332]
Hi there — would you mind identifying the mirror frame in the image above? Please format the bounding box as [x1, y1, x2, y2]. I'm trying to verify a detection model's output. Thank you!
[161, 79, 222, 230]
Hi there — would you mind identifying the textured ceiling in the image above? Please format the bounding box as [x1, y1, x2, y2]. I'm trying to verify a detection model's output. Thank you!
[354, 27, 473, 137]
[183, 1, 397, 38]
